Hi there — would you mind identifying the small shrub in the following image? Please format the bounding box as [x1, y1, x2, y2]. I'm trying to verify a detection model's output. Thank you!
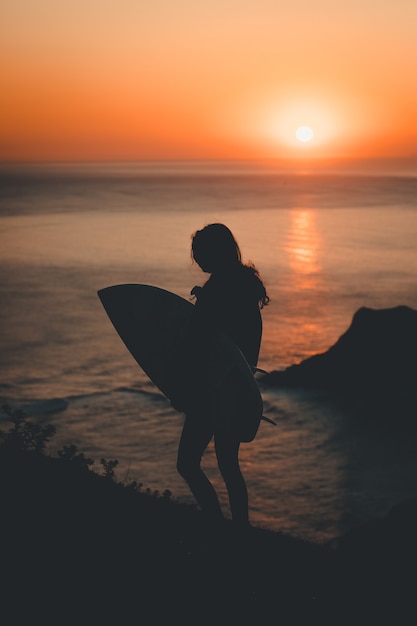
[100, 457, 119, 480]
[57, 444, 94, 470]
[124, 480, 143, 493]
[0, 403, 56, 453]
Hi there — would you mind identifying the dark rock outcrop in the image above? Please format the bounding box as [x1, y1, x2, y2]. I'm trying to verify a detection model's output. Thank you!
[261, 305, 417, 406]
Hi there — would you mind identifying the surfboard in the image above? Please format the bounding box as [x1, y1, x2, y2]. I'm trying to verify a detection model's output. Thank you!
[97, 283, 264, 442]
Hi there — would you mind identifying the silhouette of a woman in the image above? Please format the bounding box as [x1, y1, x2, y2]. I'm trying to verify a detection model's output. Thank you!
[177, 223, 269, 527]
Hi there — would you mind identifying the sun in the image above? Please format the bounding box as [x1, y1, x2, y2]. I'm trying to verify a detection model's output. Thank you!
[295, 126, 314, 143]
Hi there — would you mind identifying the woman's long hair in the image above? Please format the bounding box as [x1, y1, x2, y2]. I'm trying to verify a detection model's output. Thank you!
[191, 223, 270, 308]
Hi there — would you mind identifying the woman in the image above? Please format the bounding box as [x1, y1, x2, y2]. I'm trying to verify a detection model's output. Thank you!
[176, 223, 269, 527]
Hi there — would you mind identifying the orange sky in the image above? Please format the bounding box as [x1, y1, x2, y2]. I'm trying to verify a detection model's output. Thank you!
[1, 0, 416, 162]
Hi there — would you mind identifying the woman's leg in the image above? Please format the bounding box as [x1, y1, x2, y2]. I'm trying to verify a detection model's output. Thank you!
[214, 432, 249, 527]
[177, 415, 224, 521]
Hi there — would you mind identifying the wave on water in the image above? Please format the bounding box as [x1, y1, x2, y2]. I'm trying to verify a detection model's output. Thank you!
[0, 397, 69, 418]
[0, 385, 171, 420]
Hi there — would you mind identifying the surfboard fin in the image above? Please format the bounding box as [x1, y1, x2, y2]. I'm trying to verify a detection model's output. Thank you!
[261, 415, 277, 426]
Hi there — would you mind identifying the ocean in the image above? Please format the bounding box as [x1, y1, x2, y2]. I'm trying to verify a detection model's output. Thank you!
[1, 159, 417, 544]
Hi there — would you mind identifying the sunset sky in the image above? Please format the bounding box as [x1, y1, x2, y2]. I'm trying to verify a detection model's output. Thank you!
[1, 0, 416, 162]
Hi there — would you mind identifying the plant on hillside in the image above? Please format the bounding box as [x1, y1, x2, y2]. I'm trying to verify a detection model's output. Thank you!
[0, 403, 56, 453]
[57, 444, 95, 470]
[100, 457, 119, 480]
[0, 404, 175, 502]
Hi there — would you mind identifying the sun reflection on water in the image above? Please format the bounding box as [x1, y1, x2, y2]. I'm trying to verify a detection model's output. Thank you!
[284, 208, 326, 361]
[288, 209, 321, 281]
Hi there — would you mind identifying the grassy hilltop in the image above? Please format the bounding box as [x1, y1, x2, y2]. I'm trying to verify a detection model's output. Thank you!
[1, 405, 415, 625]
